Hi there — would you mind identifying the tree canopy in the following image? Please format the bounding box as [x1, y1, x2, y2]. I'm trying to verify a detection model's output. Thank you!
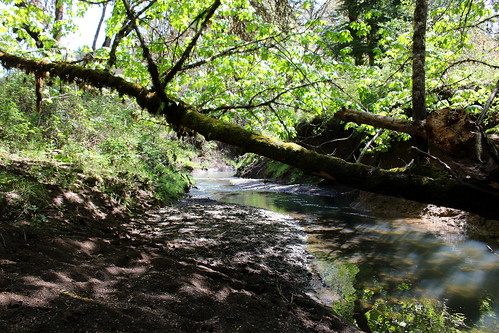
[0, 0, 499, 218]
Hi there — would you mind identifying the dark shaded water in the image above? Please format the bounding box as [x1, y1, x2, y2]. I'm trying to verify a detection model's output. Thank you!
[190, 171, 499, 330]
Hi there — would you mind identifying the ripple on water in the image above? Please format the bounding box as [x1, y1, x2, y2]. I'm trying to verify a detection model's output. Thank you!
[191, 172, 499, 328]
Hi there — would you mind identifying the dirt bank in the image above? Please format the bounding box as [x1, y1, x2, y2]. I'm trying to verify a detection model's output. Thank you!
[351, 191, 499, 241]
[0, 197, 358, 332]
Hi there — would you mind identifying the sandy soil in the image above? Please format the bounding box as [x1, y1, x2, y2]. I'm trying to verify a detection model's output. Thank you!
[0, 196, 358, 332]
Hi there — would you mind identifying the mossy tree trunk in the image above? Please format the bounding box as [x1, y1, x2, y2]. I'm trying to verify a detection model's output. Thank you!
[1, 51, 498, 219]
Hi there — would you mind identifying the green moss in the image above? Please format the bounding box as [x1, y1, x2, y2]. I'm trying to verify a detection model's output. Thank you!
[0, 72, 195, 218]
[388, 167, 408, 173]
[266, 160, 291, 179]
[407, 162, 450, 179]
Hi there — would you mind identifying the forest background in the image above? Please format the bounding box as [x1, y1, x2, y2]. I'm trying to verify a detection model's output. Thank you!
[1, 0, 498, 217]
[0, 0, 498, 216]
[0, 0, 499, 331]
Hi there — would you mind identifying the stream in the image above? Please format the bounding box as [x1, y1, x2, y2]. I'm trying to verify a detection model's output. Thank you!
[190, 170, 499, 330]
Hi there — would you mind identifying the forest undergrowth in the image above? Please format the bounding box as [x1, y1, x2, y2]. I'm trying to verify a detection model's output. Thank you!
[0, 73, 360, 333]
[0, 72, 231, 230]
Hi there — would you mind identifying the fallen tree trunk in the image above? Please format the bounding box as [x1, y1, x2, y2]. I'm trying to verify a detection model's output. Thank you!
[1, 51, 498, 219]
[335, 107, 499, 183]
[181, 109, 499, 218]
[333, 108, 427, 138]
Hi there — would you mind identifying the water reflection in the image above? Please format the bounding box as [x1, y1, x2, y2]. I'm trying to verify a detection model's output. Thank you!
[307, 215, 499, 325]
[191, 171, 499, 328]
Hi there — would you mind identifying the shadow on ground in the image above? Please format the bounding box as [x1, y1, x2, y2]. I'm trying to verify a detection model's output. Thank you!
[0, 198, 358, 332]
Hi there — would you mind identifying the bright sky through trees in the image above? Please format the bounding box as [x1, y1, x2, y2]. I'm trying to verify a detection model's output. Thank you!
[62, 6, 108, 50]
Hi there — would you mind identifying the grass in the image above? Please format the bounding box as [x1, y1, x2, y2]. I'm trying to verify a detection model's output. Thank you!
[0, 72, 200, 227]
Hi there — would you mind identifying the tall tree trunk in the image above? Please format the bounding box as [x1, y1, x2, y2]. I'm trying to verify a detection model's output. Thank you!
[53, 0, 64, 41]
[92, 4, 107, 51]
[412, 0, 428, 160]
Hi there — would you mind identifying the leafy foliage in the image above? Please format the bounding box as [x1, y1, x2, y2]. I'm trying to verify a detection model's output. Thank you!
[364, 296, 466, 333]
[0, 0, 497, 154]
[0, 72, 194, 213]
[324, 0, 408, 66]
[0, 0, 497, 330]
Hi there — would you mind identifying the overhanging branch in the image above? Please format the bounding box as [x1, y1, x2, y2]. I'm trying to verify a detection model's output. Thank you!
[0, 50, 162, 111]
[1, 50, 498, 219]
[333, 108, 427, 138]
[161, 0, 222, 86]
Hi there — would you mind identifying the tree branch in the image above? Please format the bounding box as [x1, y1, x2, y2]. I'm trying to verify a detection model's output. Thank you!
[92, 3, 107, 51]
[106, 1, 156, 69]
[478, 77, 499, 124]
[199, 80, 330, 119]
[1, 50, 498, 219]
[443, 59, 499, 76]
[180, 34, 281, 71]
[440, 13, 499, 33]
[122, 0, 163, 93]
[161, 0, 222, 87]
[333, 108, 427, 138]
[182, 47, 260, 71]
[0, 50, 159, 111]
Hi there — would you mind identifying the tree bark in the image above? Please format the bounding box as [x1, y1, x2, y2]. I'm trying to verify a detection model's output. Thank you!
[335, 107, 499, 182]
[0, 51, 498, 219]
[92, 4, 107, 51]
[412, 0, 428, 159]
[53, 0, 64, 41]
[334, 108, 426, 138]
[412, 0, 427, 121]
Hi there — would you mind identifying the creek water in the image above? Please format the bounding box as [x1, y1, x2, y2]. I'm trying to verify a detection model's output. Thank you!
[190, 170, 499, 330]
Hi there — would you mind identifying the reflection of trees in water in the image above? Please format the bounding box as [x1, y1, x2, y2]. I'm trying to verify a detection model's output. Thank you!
[307, 214, 499, 329]
[194, 173, 498, 329]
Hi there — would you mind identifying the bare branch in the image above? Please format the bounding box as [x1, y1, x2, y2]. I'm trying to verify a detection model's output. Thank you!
[478, 77, 499, 124]
[200, 80, 330, 114]
[442, 58, 499, 76]
[107, 1, 156, 69]
[122, 0, 163, 93]
[410, 146, 458, 178]
[181, 34, 281, 71]
[357, 129, 383, 163]
[438, 13, 499, 33]
[161, 0, 222, 86]
[268, 104, 292, 139]
[92, 3, 107, 51]
[373, 57, 411, 89]
[183, 47, 260, 71]
[78, 0, 114, 4]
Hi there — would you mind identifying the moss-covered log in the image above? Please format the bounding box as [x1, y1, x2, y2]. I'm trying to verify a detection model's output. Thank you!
[181, 109, 499, 218]
[1, 51, 498, 219]
[334, 108, 427, 138]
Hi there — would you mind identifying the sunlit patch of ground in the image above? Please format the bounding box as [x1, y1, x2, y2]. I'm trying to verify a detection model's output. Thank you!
[0, 198, 358, 332]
